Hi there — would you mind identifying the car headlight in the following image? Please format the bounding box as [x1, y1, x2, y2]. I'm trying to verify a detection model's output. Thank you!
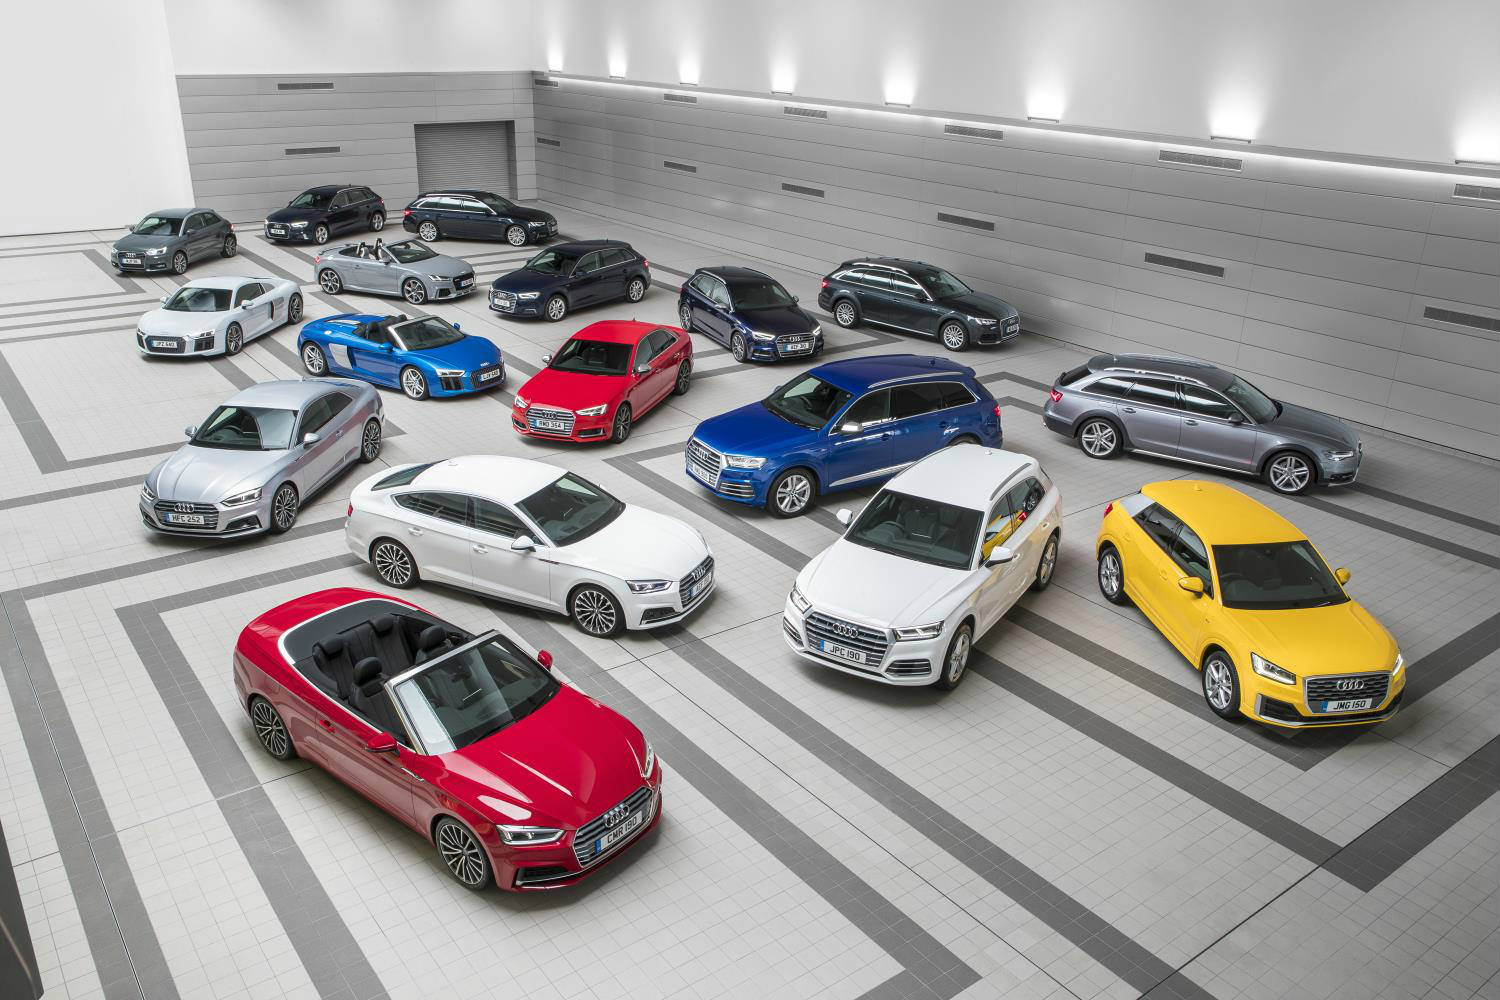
[145, 247, 167, 256]
[517, 291, 541, 301]
[290, 221, 308, 228]
[1325, 449, 1355, 461]
[141, 483, 157, 503]
[972, 316, 998, 326]
[1391, 651, 1405, 677]
[639, 740, 655, 777]
[894, 622, 944, 641]
[724, 454, 765, 469]
[528, 221, 547, 227]
[434, 368, 464, 377]
[577, 404, 608, 417]
[1250, 652, 1296, 685]
[221, 488, 262, 507]
[497, 825, 564, 846]
[627, 580, 672, 593]
[750, 331, 775, 341]
[513, 395, 530, 409]
[788, 584, 810, 614]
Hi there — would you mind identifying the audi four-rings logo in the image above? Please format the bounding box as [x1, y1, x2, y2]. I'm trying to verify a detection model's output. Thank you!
[174, 502, 195, 513]
[832, 622, 859, 639]
[1334, 678, 1365, 692]
[603, 804, 629, 828]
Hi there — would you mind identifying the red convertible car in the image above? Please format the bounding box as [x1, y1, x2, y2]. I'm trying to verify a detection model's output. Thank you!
[512, 320, 692, 444]
[233, 588, 662, 890]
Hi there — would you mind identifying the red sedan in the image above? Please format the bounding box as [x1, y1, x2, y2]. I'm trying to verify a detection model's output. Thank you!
[512, 320, 692, 444]
[234, 588, 662, 891]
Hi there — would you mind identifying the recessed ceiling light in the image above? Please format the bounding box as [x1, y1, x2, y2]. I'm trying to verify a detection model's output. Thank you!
[1211, 134, 1253, 144]
[771, 89, 793, 97]
[1026, 115, 1060, 124]
[885, 101, 910, 108]
[1456, 158, 1500, 169]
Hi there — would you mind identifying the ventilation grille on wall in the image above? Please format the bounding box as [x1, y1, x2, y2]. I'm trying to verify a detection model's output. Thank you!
[1424, 306, 1500, 333]
[1159, 149, 1243, 171]
[1453, 183, 1500, 202]
[534, 78, 560, 88]
[1144, 252, 1226, 277]
[937, 212, 995, 232]
[537, 137, 561, 148]
[278, 81, 334, 90]
[944, 123, 1004, 141]
[285, 146, 340, 156]
[664, 92, 698, 103]
[783, 106, 828, 119]
[782, 182, 825, 198]
[664, 160, 698, 173]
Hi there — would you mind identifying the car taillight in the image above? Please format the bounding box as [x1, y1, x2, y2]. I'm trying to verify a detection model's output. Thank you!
[820, 278, 829, 289]
[993, 403, 1002, 418]
[1048, 389, 1062, 403]
[346, 502, 353, 517]
[402, 209, 411, 217]
[313, 255, 321, 264]
[642, 259, 649, 268]
[1103, 502, 1113, 517]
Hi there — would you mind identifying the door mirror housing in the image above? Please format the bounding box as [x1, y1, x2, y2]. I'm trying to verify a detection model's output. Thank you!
[537, 650, 553, 669]
[1334, 567, 1351, 585]
[452, 323, 461, 332]
[301, 431, 321, 446]
[634, 363, 651, 376]
[838, 421, 861, 435]
[184, 425, 198, 438]
[510, 534, 535, 552]
[835, 508, 853, 527]
[1228, 414, 1245, 425]
[381, 342, 394, 352]
[1177, 576, 1205, 595]
[986, 546, 1016, 567]
[792, 294, 800, 303]
[160, 295, 170, 305]
[364, 732, 398, 754]
[541, 353, 552, 364]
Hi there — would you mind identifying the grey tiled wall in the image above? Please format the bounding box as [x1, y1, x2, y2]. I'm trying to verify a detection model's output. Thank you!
[532, 79, 1500, 459]
[175, 71, 537, 221]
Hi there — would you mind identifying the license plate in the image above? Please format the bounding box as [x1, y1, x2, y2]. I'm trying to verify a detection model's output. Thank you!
[1316, 698, 1375, 713]
[533, 418, 567, 431]
[782, 343, 812, 354]
[149, 339, 174, 348]
[457, 277, 473, 289]
[479, 368, 501, 382]
[269, 227, 286, 236]
[819, 640, 866, 665]
[163, 513, 205, 525]
[122, 256, 140, 264]
[684, 571, 713, 602]
[593, 810, 643, 854]
[492, 298, 514, 311]
[688, 463, 717, 487]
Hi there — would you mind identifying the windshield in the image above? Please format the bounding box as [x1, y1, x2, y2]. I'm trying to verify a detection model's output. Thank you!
[1214, 541, 1349, 610]
[549, 338, 631, 376]
[386, 240, 437, 264]
[1224, 376, 1279, 423]
[847, 489, 982, 571]
[132, 215, 180, 236]
[762, 374, 852, 430]
[288, 190, 333, 209]
[390, 635, 559, 754]
[526, 249, 577, 275]
[478, 194, 514, 214]
[731, 279, 796, 310]
[191, 405, 296, 451]
[909, 266, 971, 299]
[394, 317, 463, 351]
[163, 287, 231, 312]
[518, 474, 624, 546]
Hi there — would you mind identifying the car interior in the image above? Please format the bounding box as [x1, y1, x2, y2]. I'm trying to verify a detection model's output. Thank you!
[350, 315, 406, 343]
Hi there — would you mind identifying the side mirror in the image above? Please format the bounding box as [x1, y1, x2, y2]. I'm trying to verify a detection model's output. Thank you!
[792, 294, 800, 303]
[381, 343, 394, 352]
[634, 363, 651, 376]
[986, 546, 1016, 567]
[184, 425, 198, 438]
[1334, 567, 1351, 585]
[1177, 576, 1205, 595]
[302, 431, 321, 446]
[537, 650, 553, 669]
[453, 323, 461, 331]
[364, 732, 398, 754]
[835, 508, 853, 527]
[541, 353, 552, 364]
[160, 295, 170, 305]
[838, 421, 861, 435]
[510, 534, 535, 552]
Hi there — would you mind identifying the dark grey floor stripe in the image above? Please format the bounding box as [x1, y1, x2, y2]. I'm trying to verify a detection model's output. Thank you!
[1, 322, 136, 346]
[0, 595, 180, 1000]
[978, 370, 1051, 392]
[208, 356, 257, 390]
[82, 249, 142, 293]
[0, 818, 43, 1000]
[0, 476, 142, 512]
[0, 296, 152, 321]
[0, 289, 135, 310]
[0, 310, 141, 333]
[671, 630, 1214, 999]
[1347, 482, 1500, 537]
[1322, 735, 1500, 891]
[234, 244, 309, 287]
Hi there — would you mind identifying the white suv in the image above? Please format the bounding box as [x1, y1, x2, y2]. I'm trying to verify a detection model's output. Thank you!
[784, 445, 1062, 689]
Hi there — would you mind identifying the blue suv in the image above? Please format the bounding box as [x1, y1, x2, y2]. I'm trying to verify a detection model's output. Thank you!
[685, 354, 1003, 517]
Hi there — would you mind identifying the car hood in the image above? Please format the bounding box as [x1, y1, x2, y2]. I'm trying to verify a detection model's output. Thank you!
[266, 206, 326, 224]
[692, 401, 817, 456]
[138, 309, 223, 335]
[414, 254, 473, 279]
[940, 291, 1019, 323]
[1261, 401, 1360, 451]
[147, 445, 284, 503]
[507, 205, 556, 225]
[490, 267, 564, 293]
[551, 504, 709, 581]
[519, 366, 626, 408]
[113, 233, 178, 252]
[798, 540, 972, 628]
[736, 305, 820, 336]
[443, 685, 646, 828]
[1225, 600, 1396, 677]
[411, 335, 502, 369]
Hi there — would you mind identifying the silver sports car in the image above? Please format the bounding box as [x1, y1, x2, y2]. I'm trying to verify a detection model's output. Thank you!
[137, 276, 303, 357]
[141, 379, 384, 538]
[313, 238, 476, 305]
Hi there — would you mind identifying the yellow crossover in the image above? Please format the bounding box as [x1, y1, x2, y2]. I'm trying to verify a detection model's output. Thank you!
[1095, 480, 1404, 728]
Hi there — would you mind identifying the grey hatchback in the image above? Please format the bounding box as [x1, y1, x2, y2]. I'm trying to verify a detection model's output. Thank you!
[111, 208, 236, 275]
[1043, 354, 1361, 494]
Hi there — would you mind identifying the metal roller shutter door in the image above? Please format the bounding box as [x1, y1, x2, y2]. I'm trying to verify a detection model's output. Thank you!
[414, 121, 517, 197]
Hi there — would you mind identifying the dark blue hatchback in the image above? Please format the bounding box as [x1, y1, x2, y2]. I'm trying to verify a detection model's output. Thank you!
[684, 354, 1003, 517]
[678, 266, 824, 363]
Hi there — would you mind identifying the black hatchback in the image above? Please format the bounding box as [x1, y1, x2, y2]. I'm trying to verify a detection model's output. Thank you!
[817, 257, 1021, 351]
[403, 190, 558, 246]
[488, 240, 651, 322]
[264, 184, 386, 245]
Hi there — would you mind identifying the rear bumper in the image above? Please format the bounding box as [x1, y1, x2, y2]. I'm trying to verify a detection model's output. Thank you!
[1041, 406, 1074, 437]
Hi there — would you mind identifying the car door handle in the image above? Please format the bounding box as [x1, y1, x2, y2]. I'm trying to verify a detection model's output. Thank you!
[408, 527, 424, 537]
[319, 718, 334, 731]
[1184, 419, 1199, 426]
[472, 544, 488, 555]
[1121, 406, 1137, 413]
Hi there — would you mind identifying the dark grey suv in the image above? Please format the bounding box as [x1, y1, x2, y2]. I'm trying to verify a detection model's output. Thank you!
[1043, 354, 1361, 494]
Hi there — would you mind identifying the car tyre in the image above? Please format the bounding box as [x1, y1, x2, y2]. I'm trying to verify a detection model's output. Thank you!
[767, 467, 815, 518]
[730, 332, 748, 363]
[833, 298, 860, 328]
[611, 403, 633, 443]
[369, 212, 385, 232]
[359, 419, 382, 462]
[678, 303, 695, 332]
[946, 434, 980, 448]
[370, 538, 418, 588]
[940, 321, 970, 351]
[434, 817, 493, 891]
[224, 323, 243, 356]
[545, 294, 568, 322]
[505, 224, 526, 246]
[318, 268, 342, 294]
[626, 276, 647, 303]
[1264, 451, 1314, 495]
[571, 585, 625, 638]
[312, 224, 330, 245]
[933, 622, 972, 691]
[673, 361, 692, 396]
[402, 278, 428, 305]
[401, 367, 429, 400]
[301, 342, 327, 375]
[287, 293, 303, 324]
[1097, 544, 1128, 605]
[1202, 650, 1242, 720]
[417, 221, 440, 242]
[1031, 533, 1059, 592]
[172, 251, 189, 275]
[221, 234, 238, 258]
[1078, 417, 1122, 459]
[269, 483, 299, 534]
[249, 697, 296, 760]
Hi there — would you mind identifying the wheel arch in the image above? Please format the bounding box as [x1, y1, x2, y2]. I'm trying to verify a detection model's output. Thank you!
[566, 579, 624, 617]
[1076, 410, 1132, 450]
[777, 462, 822, 497]
[1259, 444, 1320, 481]
[1199, 643, 1231, 672]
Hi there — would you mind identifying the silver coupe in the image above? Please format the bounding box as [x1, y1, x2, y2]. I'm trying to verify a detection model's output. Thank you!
[313, 238, 476, 305]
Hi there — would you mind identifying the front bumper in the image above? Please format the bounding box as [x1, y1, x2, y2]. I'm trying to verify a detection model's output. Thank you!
[745, 332, 823, 363]
[623, 556, 716, 630]
[684, 457, 772, 506]
[429, 274, 478, 301]
[430, 363, 507, 398]
[141, 493, 271, 538]
[512, 402, 613, 443]
[974, 319, 1022, 345]
[262, 223, 318, 243]
[782, 600, 947, 686]
[495, 776, 663, 891]
[489, 290, 548, 317]
[112, 251, 174, 273]
[1317, 445, 1362, 486]
[137, 329, 222, 356]
[1243, 665, 1405, 729]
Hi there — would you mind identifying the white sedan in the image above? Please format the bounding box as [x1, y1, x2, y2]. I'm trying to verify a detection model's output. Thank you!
[784, 444, 1062, 689]
[346, 455, 715, 637]
[137, 276, 303, 357]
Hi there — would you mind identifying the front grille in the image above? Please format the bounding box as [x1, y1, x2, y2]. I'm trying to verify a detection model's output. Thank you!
[1260, 691, 1402, 726]
[1305, 672, 1390, 708]
[153, 500, 219, 530]
[455, 271, 475, 290]
[685, 438, 724, 488]
[804, 612, 890, 664]
[491, 291, 516, 310]
[143, 336, 185, 354]
[574, 786, 654, 867]
[471, 364, 504, 389]
[525, 404, 575, 436]
[679, 555, 714, 593]
[775, 333, 817, 355]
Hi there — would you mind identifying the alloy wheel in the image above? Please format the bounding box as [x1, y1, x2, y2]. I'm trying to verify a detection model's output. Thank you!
[573, 588, 618, 636]
[1098, 550, 1122, 599]
[225, 324, 242, 355]
[946, 629, 970, 684]
[361, 420, 382, 460]
[402, 279, 426, 305]
[1036, 537, 1057, 587]
[402, 368, 427, 399]
[418, 222, 438, 242]
[222, 234, 237, 257]
[370, 212, 385, 231]
[678, 304, 694, 331]
[313, 225, 329, 245]
[941, 323, 967, 350]
[674, 361, 692, 394]
[436, 822, 487, 887]
[251, 700, 291, 759]
[373, 541, 413, 586]
[172, 251, 188, 275]
[272, 485, 298, 532]
[318, 269, 341, 294]
[731, 334, 746, 362]
[775, 473, 812, 515]
[288, 294, 302, 323]
[1268, 454, 1312, 494]
[834, 301, 857, 327]
[1079, 420, 1117, 457]
[546, 295, 567, 321]
[612, 406, 632, 442]
[506, 225, 526, 246]
[1204, 658, 1235, 711]
[302, 343, 326, 374]
[627, 278, 646, 302]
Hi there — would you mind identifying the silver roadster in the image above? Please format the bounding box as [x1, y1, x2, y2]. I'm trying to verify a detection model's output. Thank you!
[141, 379, 384, 538]
[313, 238, 476, 305]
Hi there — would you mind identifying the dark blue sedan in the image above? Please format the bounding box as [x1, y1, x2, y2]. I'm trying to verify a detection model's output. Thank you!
[297, 313, 505, 400]
[678, 266, 824, 363]
[684, 354, 1002, 516]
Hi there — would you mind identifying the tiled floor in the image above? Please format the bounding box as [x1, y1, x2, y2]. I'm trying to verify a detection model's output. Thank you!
[1, 203, 1497, 1000]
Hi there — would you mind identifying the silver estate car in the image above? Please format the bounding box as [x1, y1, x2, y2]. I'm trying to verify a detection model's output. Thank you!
[313, 238, 476, 305]
[1043, 354, 1361, 494]
[141, 380, 384, 538]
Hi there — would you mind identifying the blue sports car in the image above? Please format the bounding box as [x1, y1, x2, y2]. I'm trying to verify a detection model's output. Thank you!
[297, 313, 505, 400]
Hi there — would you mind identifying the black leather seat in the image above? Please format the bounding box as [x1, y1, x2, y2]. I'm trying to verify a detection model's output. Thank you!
[414, 625, 454, 664]
[311, 637, 356, 701]
[370, 615, 414, 672]
[349, 657, 405, 736]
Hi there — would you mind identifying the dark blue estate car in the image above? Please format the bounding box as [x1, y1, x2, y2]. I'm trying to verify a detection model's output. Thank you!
[678, 266, 824, 363]
[685, 354, 1003, 517]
